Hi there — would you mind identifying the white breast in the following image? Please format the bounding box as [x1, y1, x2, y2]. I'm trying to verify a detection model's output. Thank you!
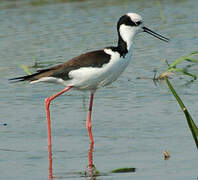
[66, 48, 133, 90]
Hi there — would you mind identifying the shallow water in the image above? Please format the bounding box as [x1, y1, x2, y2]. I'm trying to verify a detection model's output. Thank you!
[1, 0, 198, 179]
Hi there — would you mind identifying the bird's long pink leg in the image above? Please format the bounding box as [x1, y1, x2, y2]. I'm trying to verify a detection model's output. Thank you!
[45, 86, 72, 176]
[88, 141, 94, 177]
[86, 92, 95, 145]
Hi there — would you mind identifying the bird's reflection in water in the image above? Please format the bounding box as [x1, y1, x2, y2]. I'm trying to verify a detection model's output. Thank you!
[48, 142, 98, 180]
[85, 142, 98, 180]
[48, 143, 53, 180]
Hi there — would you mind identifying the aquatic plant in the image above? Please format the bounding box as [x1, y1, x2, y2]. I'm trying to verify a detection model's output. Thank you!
[155, 0, 166, 24]
[153, 51, 198, 149]
[19, 64, 32, 75]
[19, 56, 62, 75]
[159, 51, 198, 80]
[165, 77, 198, 149]
[18, 51, 198, 149]
[111, 167, 136, 173]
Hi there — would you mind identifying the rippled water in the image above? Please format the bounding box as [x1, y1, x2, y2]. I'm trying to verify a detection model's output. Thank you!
[1, 0, 198, 179]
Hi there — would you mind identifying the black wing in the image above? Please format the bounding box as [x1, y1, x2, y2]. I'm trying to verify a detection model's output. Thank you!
[9, 50, 111, 82]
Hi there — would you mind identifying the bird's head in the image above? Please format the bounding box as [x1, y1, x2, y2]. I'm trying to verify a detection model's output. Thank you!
[117, 13, 169, 47]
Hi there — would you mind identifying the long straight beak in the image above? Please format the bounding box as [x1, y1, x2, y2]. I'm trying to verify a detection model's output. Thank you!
[143, 26, 169, 42]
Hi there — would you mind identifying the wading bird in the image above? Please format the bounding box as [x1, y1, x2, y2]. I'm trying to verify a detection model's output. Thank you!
[10, 13, 169, 153]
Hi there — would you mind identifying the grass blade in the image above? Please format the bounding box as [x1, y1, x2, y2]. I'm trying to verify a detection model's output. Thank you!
[188, 51, 198, 56]
[185, 58, 198, 64]
[168, 51, 198, 69]
[111, 168, 136, 173]
[155, 0, 166, 24]
[168, 68, 197, 80]
[19, 64, 32, 75]
[165, 77, 198, 149]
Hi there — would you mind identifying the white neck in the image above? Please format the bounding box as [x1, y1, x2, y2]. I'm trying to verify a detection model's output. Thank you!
[119, 24, 137, 51]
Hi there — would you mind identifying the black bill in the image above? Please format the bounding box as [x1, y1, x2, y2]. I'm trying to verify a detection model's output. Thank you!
[143, 26, 169, 42]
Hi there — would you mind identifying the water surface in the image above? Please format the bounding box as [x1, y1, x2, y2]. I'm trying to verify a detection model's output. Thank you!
[0, 0, 198, 179]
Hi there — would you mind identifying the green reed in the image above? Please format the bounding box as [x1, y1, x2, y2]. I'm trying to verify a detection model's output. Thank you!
[165, 77, 198, 149]
[159, 51, 198, 80]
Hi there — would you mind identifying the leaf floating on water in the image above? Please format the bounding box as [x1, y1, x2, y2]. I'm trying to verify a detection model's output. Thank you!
[84, 164, 100, 177]
[163, 150, 170, 160]
[111, 167, 136, 173]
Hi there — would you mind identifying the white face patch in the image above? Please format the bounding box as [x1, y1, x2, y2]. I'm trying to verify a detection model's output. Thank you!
[119, 24, 137, 51]
[119, 12, 144, 51]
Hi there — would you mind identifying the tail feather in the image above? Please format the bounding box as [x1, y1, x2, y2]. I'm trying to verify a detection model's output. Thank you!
[9, 68, 53, 83]
[9, 72, 40, 82]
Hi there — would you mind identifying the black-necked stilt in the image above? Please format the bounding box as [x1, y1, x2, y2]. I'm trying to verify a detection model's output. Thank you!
[10, 13, 169, 152]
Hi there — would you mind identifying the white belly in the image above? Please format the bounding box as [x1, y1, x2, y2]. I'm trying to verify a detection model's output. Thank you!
[67, 48, 133, 90]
